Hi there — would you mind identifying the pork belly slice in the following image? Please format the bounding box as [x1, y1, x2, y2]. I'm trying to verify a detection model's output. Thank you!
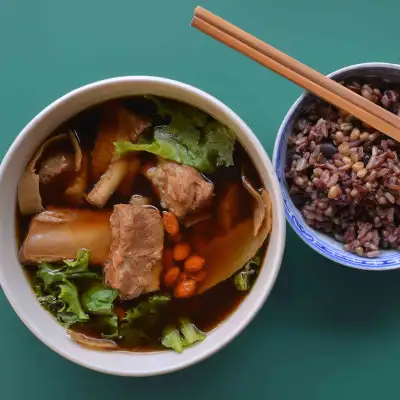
[19, 207, 112, 265]
[143, 159, 214, 218]
[104, 204, 164, 299]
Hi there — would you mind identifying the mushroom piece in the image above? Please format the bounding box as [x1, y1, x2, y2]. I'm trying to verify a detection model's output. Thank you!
[242, 175, 265, 236]
[64, 152, 90, 206]
[197, 185, 272, 294]
[68, 331, 118, 350]
[86, 155, 141, 208]
[17, 130, 82, 215]
[183, 212, 212, 228]
[129, 194, 152, 207]
[216, 183, 240, 232]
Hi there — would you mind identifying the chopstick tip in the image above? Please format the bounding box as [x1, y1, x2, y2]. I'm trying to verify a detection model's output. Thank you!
[194, 5, 203, 14]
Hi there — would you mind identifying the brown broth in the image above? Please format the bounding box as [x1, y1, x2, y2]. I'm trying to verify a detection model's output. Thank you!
[17, 96, 267, 352]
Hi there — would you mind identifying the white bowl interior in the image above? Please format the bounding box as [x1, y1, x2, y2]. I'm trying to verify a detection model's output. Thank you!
[273, 63, 400, 270]
[0, 77, 285, 376]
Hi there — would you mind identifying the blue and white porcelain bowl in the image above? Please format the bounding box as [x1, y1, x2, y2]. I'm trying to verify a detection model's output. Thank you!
[273, 62, 400, 270]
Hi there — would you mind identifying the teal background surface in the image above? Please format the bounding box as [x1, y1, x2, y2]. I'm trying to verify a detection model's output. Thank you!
[1, 0, 400, 398]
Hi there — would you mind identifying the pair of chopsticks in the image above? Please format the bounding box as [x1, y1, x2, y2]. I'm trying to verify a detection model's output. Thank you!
[191, 7, 400, 142]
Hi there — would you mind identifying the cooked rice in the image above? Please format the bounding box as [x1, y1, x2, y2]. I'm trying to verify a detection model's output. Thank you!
[285, 80, 400, 258]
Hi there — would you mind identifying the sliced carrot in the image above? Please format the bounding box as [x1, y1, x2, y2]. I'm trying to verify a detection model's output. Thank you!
[164, 267, 181, 287]
[184, 255, 206, 273]
[163, 248, 174, 270]
[173, 242, 191, 261]
[162, 212, 180, 236]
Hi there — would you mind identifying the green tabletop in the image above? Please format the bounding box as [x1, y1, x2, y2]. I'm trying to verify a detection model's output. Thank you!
[1, 0, 400, 398]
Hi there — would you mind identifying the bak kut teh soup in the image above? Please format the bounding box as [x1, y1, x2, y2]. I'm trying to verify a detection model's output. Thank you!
[17, 96, 273, 352]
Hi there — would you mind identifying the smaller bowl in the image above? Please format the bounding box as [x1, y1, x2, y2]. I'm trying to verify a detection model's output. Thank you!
[273, 62, 400, 270]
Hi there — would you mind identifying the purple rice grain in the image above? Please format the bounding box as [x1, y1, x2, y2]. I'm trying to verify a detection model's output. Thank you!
[285, 78, 400, 257]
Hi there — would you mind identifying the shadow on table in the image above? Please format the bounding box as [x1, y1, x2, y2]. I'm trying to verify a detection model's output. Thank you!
[266, 227, 400, 332]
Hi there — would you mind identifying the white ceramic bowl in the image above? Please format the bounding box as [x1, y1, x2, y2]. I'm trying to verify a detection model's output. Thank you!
[0, 76, 286, 376]
[273, 62, 400, 270]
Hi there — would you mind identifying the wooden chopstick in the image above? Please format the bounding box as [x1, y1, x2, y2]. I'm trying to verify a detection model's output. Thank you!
[194, 7, 400, 132]
[191, 9, 400, 142]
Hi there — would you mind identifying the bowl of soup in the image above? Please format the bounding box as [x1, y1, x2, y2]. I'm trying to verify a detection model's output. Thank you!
[0, 76, 285, 376]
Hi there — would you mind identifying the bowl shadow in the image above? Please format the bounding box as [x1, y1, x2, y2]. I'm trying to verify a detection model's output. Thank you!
[264, 227, 400, 332]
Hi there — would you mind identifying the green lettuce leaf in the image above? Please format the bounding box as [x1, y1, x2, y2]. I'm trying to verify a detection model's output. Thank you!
[37, 263, 65, 289]
[233, 249, 263, 292]
[99, 314, 119, 339]
[34, 249, 101, 328]
[57, 279, 89, 325]
[81, 285, 119, 315]
[148, 96, 209, 128]
[64, 248, 90, 273]
[233, 270, 254, 291]
[119, 293, 171, 347]
[123, 293, 171, 323]
[161, 318, 206, 353]
[36, 249, 100, 288]
[161, 325, 183, 353]
[35, 284, 65, 315]
[114, 102, 235, 173]
[63, 249, 100, 279]
[180, 318, 206, 346]
[202, 121, 235, 168]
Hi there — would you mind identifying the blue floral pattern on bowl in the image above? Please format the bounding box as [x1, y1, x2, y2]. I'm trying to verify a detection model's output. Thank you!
[273, 63, 400, 270]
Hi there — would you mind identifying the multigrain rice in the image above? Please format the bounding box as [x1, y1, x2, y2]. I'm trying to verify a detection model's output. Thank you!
[286, 79, 400, 257]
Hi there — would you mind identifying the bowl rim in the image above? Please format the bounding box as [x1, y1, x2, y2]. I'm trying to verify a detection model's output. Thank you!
[272, 62, 400, 270]
[0, 76, 286, 376]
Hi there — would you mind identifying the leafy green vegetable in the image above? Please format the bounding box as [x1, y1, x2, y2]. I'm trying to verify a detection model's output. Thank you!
[115, 98, 235, 173]
[119, 293, 171, 347]
[35, 284, 64, 315]
[161, 318, 206, 353]
[148, 96, 209, 128]
[180, 318, 206, 346]
[202, 121, 235, 168]
[99, 314, 119, 339]
[34, 249, 104, 328]
[57, 279, 89, 325]
[234, 270, 254, 291]
[123, 293, 171, 323]
[37, 263, 65, 289]
[64, 248, 90, 273]
[33, 246, 207, 352]
[81, 285, 119, 315]
[119, 324, 149, 348]
[233, 250, 263, 292]
[162, 325, 183, 353]
[36, 249, 100, 288]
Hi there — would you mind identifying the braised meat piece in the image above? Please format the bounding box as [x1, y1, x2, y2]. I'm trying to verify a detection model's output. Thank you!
[143, 159, 214, 218]
[104, 204, 164, 299]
